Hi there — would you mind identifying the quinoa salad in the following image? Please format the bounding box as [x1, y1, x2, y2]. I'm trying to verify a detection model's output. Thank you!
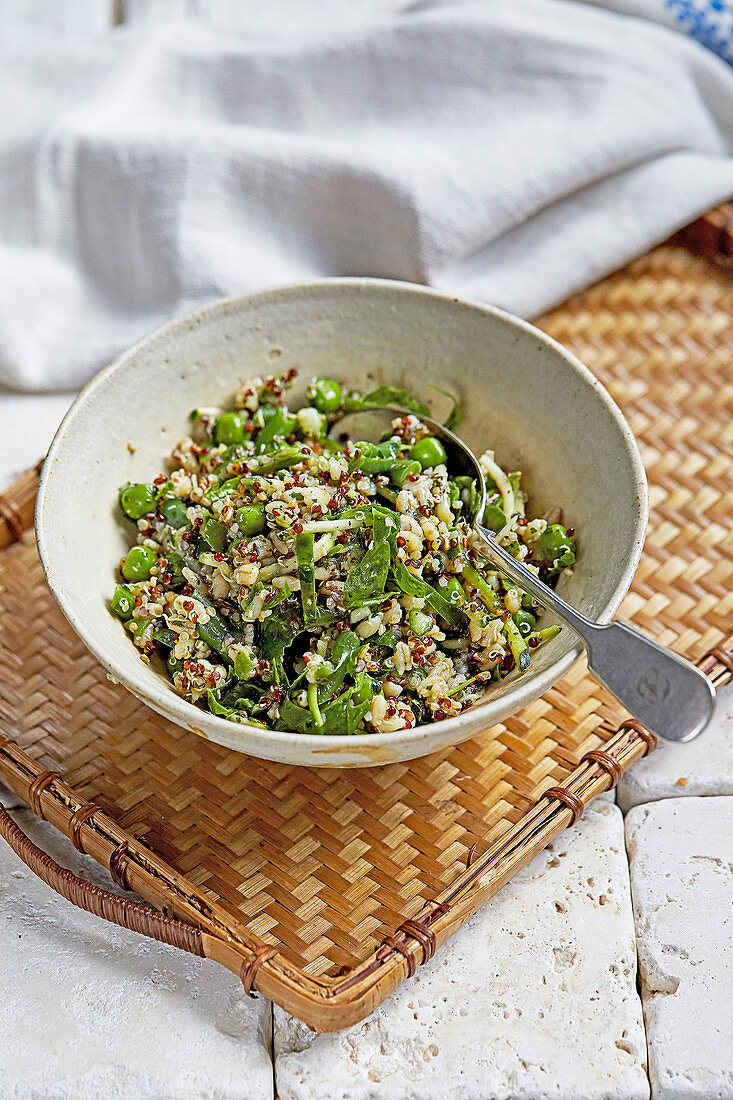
[111, 372, 577, 736]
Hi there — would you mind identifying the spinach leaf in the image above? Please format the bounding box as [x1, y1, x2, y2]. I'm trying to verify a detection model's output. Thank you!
[279, 687, 372, 736]
[316, 629, 362, 700]
[344, 512, 392, 608]
[258, 610, 303, 660]
[392, 560, 467, 628]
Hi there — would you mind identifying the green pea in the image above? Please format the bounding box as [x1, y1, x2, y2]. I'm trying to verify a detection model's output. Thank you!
[119, 482, 157, 520]
[159, 496, 188, 529]
[236, 504, 267, 536]
[409, 609, 433, 636]
[512, 609, 537, 637]
[201, 516, 228, 552]
[122, 545, 157, 581]
[311, 377, 342, 413]
[215, 412, 246, 446]
[482, 503, 507, 533]
[438, 575, 464, 606]
[410, 436, 447, 470]
[111, 583, 134, 621]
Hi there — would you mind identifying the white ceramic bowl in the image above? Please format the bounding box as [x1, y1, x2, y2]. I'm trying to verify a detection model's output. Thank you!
[36, 280, 647, 768]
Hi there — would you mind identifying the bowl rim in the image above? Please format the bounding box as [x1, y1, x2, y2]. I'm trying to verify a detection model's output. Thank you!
[36, 277, 648, 753]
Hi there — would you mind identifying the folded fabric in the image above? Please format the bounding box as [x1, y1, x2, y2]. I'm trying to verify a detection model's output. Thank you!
[1, 0, 733, 392]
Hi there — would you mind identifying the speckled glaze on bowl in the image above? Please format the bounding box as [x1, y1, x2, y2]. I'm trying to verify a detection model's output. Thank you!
[36, 280, 647, 767]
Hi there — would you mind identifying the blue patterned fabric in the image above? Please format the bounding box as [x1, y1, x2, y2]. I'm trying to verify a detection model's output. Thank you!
[665, 0, 733, 61]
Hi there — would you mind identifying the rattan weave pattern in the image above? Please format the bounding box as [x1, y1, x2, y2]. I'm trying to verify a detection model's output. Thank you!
[0, 242, 731, 1026]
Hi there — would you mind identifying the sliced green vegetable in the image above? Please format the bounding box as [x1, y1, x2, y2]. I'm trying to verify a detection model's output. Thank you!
[111, 584, 134, 621]
[256, 407, 297, 453]
[215, 412, 247, 446]
[207, 476, 242, 503]
[461, 562, 502, 615]
[512, 609, 536, 637]
[349, 438, 401, 474]
[529, 625, 562, 644]
[307, 681, 324, 728]
[504, 618, 530, 672]
[389, 459, 421, 487]
[409, 609, 433, 636]
[537, 525, 576, 572]
[295, 531, 319, 625]
[233, 648, 256, 680]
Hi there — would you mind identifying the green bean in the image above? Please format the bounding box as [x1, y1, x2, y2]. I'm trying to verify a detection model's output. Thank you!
[461, 562, 502, 615]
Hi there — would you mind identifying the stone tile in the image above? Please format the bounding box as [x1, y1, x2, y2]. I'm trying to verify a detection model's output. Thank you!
[626, 797, 733, 1100]
[0, 810, 273, 1100]
[275, 801, 648, 1100]
[618, 684, 733, 812]
[1, 784, 24, 809]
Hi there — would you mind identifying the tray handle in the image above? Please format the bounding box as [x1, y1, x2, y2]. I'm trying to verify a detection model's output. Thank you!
[0, 803, 205, 957]
[0, 461, 42, 549]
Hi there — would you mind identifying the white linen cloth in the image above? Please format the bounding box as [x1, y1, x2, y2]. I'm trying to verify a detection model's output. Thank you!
[1, 0, 733, 394]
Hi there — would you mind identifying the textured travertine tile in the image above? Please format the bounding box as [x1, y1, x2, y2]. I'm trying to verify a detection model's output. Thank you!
[626, 797, 733, 1100]
[275, 801, 648, 1100]
[0, 810, 273, 1100]
[618, 684, 733, 811]
[0, 784, 24, 808]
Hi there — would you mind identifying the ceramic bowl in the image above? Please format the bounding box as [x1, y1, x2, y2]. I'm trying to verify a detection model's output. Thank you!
[36, 280, 647, 767]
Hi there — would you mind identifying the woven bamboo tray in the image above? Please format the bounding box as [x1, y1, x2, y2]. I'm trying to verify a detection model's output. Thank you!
[0, 219, 731, 1031]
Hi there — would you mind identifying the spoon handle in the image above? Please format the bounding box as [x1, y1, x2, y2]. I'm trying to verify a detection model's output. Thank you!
[475, 526, 716, 742]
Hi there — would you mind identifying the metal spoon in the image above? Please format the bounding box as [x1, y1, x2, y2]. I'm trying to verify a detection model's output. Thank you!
[331, 406, 716, 742]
